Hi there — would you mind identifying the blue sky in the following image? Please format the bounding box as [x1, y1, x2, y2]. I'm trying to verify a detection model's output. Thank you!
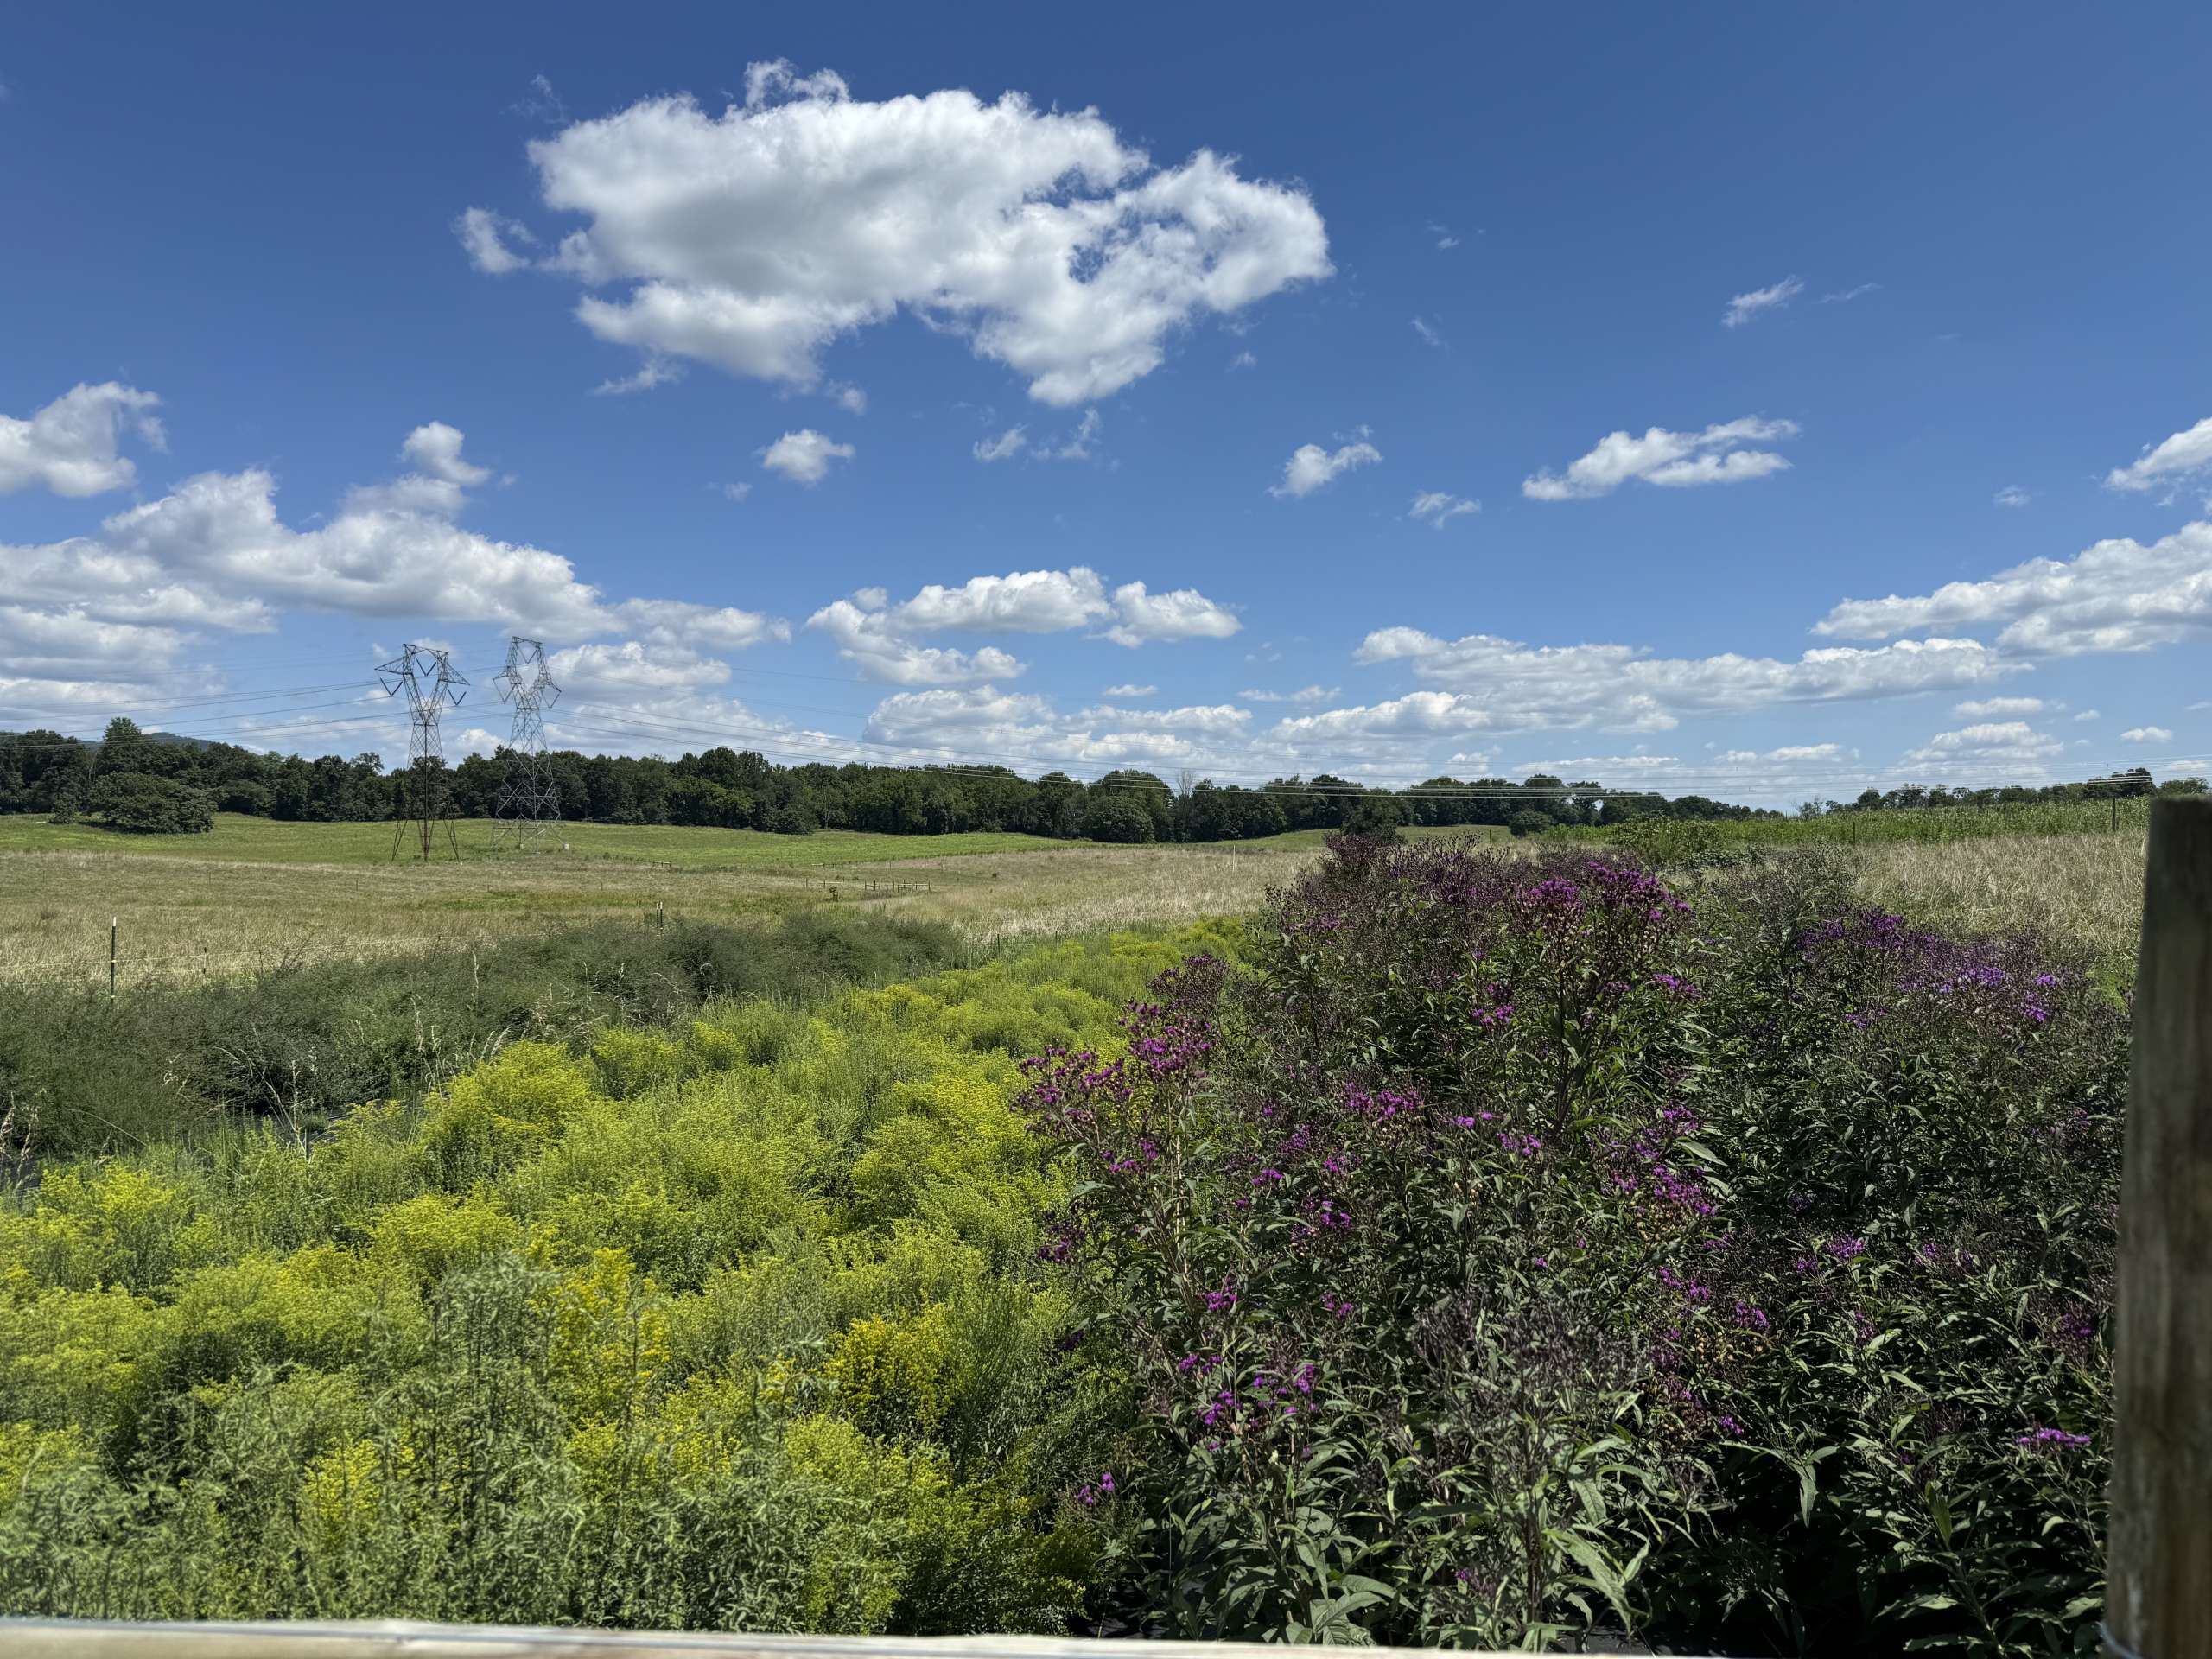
[4, 2, 2209, 804]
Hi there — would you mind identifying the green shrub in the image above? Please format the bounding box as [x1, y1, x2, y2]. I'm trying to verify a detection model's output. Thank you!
[85, 774, 214, 835]
[1078, 796, 1155, 844]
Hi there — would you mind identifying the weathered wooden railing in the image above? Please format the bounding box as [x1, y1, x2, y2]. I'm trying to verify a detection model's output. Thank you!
[6, 802, 2209, 1658]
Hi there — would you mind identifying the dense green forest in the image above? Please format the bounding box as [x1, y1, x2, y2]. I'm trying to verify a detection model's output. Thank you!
[0, 716, 2185, 842]
[0, 717, 1751, 840]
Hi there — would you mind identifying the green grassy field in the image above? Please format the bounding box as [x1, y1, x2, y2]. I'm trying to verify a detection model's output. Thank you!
[0, 814, 1071, 868]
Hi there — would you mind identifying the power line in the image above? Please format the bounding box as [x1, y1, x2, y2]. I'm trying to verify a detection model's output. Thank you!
[0, 680, 383, 721]
[378, 645, 467, 861]
[492, 637, 561, 849]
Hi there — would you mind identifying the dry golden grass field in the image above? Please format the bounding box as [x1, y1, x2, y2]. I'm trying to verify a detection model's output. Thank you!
[0, 813, 2142, 988]
[1849, 829, 2146, 964]
[0, 817, 1490, 984]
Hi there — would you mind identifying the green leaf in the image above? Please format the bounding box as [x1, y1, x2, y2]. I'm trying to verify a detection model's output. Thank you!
[1928, 1489, 1954, 1548]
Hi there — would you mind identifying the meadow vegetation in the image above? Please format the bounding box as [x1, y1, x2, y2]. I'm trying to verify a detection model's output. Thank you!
[0, 816, 1492, 984]
[0, 819, 2137, 1649]
[0, 922, 1236, 1626]
[0, 911, 975, 1166]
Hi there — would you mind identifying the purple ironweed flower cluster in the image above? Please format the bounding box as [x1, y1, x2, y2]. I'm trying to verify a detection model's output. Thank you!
[1014, 837, 2123, 1650]
[1602, 1105, 1715, 1218]
[1799, 909, 2085, 1036]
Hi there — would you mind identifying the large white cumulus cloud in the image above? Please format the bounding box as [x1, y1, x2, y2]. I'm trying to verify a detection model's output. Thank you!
[480, 62, 1330, 404]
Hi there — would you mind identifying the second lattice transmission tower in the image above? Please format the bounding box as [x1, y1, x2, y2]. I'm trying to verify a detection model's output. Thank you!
[493, 636, 562, 849]
[379, 643, 469, 861]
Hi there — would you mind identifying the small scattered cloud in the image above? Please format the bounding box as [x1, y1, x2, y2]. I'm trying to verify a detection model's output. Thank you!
[452, 207, 535, 275]
[1955, 696, 2044, 718]
[1103, 580, 1239, 647]
[1044, 409, 1101, 461]
[2105, 415, 2212, 494]
[807, 565, 1238, 681]
[1901, 721, 2064, 776]
[1723, 275, 1803, 329]
[830, 384, 868, 414]
[1819, 283, 1880, 304]
[760, 429, 855, 485]
[340, 422, 492, 516]
[511, 73, 568, 124]
[1103, 683, 1157, 698]
[2123, 725, 2173, 743]
[721, 482, 752, 503]
[973, 426, 1027, 463]
[1411, 316, 1446, 350]
[594, 357, 684, 397]
[1240, 684, 1337, 704]
[1408, 491, 1479, 528]
[1993, 485, 2031, 508]
[1272, 438, 1382, 499]
[1427, 221, 1459, 251]
[401, 422, 491, 486]
[1524, 417, 1798, 500]
[1229, 350, 1258, 372]
[2075, 709, 2101, 722]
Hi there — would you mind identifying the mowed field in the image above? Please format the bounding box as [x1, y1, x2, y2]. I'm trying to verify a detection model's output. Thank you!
[0, 815, 1497, 982]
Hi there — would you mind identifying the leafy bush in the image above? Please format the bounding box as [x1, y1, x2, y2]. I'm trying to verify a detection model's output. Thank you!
[0, 923, 1238, 1626]
[1079, 796, 1156, 844]
[1339, 796, 1404, 842]
[85, 773, 214, 835]
[1022, 841, 2120, 1651]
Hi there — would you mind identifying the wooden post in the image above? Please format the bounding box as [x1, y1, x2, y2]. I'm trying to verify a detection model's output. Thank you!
[2107, 797, 2212, 1656]
[109, 917, 118, 1000]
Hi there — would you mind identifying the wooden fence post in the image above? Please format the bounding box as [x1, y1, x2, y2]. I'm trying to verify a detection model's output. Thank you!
[2107, 797, 2212, 1656]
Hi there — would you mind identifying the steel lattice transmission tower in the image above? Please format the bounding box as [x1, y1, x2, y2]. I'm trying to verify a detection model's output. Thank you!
[378, 643, 469, 861]
[492, 636, 562, 849]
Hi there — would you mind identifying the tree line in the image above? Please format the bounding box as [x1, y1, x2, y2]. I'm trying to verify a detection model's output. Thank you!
[0, 717, 1791, 840]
